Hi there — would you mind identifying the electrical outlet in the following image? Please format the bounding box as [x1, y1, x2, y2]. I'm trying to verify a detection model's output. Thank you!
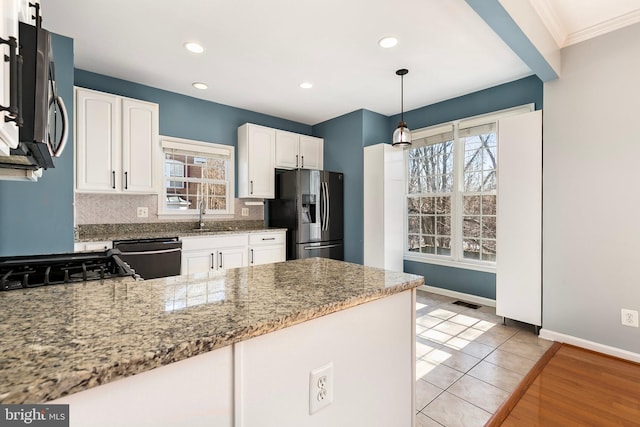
[621, 309, 639, 327]
[136, 207, 148, 218]
[309, 362, 333, 415]
[241, 208, 249, 217]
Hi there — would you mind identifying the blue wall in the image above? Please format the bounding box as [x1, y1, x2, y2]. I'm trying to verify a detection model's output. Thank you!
[312, 76, 542, 298]
[75, 70, 312, 146]
[399, 75, 543, 300]
[0, 34, 75, 256]
[312, 110, 366, 264]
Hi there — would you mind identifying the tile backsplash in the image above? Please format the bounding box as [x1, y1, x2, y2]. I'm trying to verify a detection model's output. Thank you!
[75, 193, 264, 225]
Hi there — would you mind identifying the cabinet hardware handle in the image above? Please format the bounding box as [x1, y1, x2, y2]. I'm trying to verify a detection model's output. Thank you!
[262, 237, 276, 241]
[296, 155, 298, 168]
[250, 180, 253, 195]
[0, 36, 22, 125]
[112, 171, 116, 189]
[301, 156, 304, 168]
[219, 252, 223, 269]
[251, 248, 254, 264]
[210, 253, 214, 269]
[124, 171, 128, 190]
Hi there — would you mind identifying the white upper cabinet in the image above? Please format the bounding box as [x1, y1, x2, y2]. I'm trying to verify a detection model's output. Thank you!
[298, 134, 323, 169]
[274, 130, 299, 169]
[275, 130, 323, 170]
[121, 98, 157, 192]
[0, 0, 20, 156]
[75, 87, 158, 193]
[238, 123, 275, 199]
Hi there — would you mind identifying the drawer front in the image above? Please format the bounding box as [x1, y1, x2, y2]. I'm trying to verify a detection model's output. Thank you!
[249, 232, 285, 246]
[181, 234, 248, 251]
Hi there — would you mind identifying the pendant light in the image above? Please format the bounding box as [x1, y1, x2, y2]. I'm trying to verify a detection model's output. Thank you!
[392, 68, 411, 147]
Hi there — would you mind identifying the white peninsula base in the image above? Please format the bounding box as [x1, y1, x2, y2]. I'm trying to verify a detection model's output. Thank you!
[53, 290, 416, 426]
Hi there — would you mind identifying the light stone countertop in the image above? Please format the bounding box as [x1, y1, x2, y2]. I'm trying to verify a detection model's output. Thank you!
[76, 226, 286, 243]
[0, 258, 423, 404]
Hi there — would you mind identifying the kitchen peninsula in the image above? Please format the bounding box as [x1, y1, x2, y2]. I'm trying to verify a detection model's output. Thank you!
[0, 257, 422, 427]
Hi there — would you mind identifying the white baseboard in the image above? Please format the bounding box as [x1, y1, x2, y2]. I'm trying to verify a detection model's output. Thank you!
[539, 329, 640, 363]
[418, 285, 496, 308]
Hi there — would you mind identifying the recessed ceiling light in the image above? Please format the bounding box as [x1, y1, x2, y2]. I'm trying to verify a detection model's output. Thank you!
[378, 37, 398, 48]
[184, 42, 205, 54]
[300, 82, 313, 89]
[192, 82, 208, 90]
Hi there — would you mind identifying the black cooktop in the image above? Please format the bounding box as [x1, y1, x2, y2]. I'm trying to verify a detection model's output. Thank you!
[0, 249, 136, 291]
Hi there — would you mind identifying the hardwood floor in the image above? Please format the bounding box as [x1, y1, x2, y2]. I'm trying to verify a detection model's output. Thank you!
[488, 344, 640, 426]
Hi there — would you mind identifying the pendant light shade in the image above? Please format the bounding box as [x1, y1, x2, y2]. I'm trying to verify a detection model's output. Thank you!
[392, 68, 411, 147]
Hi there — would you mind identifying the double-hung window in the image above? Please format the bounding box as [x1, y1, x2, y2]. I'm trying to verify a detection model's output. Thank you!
[405, 105, 532, 271]
[159, 137, 235, 216]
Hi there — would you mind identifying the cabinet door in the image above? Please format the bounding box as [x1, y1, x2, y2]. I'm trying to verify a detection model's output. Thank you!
[275, 130, 299, 169]
[299, 135, 323, 169]
[122, 98, 158, 193]
[0, 0, 19, 155]
[182, 250, 213, 275]
[75, 88, 120, 191]
[250, 245, 285, 266]
[247, 125, 275, 198]
[217, 247, 246, 270]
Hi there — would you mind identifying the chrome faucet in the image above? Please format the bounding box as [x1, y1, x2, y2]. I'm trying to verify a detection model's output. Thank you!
[198, 200, 205, 229]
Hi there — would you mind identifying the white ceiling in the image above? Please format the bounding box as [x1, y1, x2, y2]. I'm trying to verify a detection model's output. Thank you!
[41, 0, 639, 126]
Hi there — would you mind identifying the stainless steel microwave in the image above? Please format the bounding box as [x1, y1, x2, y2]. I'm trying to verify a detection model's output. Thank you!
[0, 21, 68, 172]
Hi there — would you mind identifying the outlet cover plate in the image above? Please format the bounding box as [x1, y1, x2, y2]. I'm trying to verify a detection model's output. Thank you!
[621, 309, 639, 327]
[309, 362, 333, 415]
[137, 207, 149, 218]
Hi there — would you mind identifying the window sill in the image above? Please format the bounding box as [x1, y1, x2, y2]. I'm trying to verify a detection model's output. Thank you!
[403, 253, 496, 274]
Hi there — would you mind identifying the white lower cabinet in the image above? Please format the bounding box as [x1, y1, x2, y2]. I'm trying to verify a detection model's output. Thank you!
[248, 231, 286, 266]
[52, 346, 233, 427]
[181, 234, 248, 275]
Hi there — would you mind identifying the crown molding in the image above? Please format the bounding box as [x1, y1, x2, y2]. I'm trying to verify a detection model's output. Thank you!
[564, 8, 640, 46]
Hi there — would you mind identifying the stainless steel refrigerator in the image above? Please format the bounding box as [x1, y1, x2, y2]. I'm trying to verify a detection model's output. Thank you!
[268, 169, 344, 260]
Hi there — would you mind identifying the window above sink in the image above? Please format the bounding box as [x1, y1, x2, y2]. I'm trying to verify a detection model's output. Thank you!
[158, 136, 235, 219]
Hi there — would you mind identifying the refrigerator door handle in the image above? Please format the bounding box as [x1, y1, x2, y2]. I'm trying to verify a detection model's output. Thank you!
[322, 182, 329, 231]
[325, 181, 330, 230]
[304, 243, 341, 250]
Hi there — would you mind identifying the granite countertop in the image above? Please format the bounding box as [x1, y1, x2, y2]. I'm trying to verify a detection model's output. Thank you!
[75, 221, 286, 242]
[0, 258, 423, 404]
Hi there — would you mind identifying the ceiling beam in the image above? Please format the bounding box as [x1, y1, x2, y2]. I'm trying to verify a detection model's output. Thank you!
[465, 0, 560, 81]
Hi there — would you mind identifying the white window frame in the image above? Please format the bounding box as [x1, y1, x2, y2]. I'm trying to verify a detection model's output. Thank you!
[157, 136, 235, 219]
[403, 104, 534, 273]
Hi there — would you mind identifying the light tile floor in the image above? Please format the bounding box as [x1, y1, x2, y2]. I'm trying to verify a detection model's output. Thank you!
[414, 290, 553, 427]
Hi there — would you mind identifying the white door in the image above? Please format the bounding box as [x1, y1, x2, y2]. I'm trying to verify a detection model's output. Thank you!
[182, 251, 213, 275]
[218, 247, 246, 270]
[247, 126, 275, 198]
[121, 98, 158, 193]
[299, 135, 323, 169]
[250, 245, 285, 266]
[0, 0, 19, 155]
[275, 130, 299, 169]
[75, 88, 120, 191]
